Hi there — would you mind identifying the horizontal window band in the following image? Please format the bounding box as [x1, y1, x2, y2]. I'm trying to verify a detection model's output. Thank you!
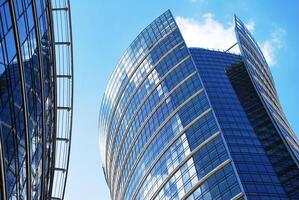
[54, 168, 66, 173]
[239, 37, 276, 96]
[104, 26, 179, 172]
[104, 26, 179, 133]
[52, 7, 69, 11]
[149, 132, 225, 200]
[131, 108, 213, 199]
[113, 75, 202, 198]
[106, 41, 186, 181]
[111, 69, 197, 177]
[109, 55, 193, 189]
[57, 106, 71, 111]
[107, 53, 190, 164]
[56, 75, 72, 79]
[231, 192, 244, 200]
[180, 159, 232, 200]
[54, 41, 71, 46]
[109, 56, 193, 188]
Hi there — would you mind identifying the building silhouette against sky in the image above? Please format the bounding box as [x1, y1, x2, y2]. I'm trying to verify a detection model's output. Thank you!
[0, 0, 73, 199]
[99, 10, 299, 200]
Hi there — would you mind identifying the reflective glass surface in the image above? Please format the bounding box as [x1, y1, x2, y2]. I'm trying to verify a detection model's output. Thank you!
[227, 58, 299, 199]
[234, 16, 299, 198]
[191, 48, 291, 199]
[235, 16, 299, 160]
[0, 0, 56, 199]
[99, 10, 299, 200]
[99, 11, 243, 200]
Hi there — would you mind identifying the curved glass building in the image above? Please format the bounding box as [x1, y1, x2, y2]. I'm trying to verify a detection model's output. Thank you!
[0, 0, 73, 199]
[99, 10, 299, 200]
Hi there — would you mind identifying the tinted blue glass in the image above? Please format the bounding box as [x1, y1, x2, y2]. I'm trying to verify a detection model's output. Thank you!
[190, 48, 290, 199]
[235, 16, 299, 161]
[0, 0, 59, 199]
[234, 16, 299, 199]
[100, 11, 243, 200]
[100, 11, 299, 200]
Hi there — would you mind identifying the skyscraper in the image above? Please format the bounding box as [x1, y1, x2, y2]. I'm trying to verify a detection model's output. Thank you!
[0, 0, 73, 199]
[99, 10, 299, 200]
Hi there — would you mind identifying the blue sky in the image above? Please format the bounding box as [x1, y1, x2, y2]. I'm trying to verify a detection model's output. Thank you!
[65, 0, 299, 199]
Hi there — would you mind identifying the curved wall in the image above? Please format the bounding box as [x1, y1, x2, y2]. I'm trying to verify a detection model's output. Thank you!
[99, 10, 244, 200]
[100, 10, 299, 200]
[0, 0, 73, 199]
[235, 16, 299, 160]
[234, 15, 299, 198]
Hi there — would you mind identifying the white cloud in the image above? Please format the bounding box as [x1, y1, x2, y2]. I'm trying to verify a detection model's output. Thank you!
[245, 19, 255, 32]
[261, 27, 285, 66]
[175, 13, 284, 67]
[175, 13, 239, 53]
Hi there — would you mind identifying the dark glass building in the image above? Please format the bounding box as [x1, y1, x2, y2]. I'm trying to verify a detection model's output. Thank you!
[99, 10, 299, 200]
[0, 0, 73, 199]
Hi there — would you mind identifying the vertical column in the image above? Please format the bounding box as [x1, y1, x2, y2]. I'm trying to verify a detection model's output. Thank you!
[45, 0, 58, 198]
[8, 1, 32, 199]
[0, 136, 6, 200]
[31, 0, 47, 199]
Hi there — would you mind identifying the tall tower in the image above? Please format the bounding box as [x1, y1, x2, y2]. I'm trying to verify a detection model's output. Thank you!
[99, 10, 299, 200]
[0, 0, 73, 199]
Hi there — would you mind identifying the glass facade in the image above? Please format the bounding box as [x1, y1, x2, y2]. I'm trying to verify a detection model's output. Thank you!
[99, 10, 299, 200]
[0, 0, 73, 199]
[191, 48, 295, 199]
[233, 16, 299, 199]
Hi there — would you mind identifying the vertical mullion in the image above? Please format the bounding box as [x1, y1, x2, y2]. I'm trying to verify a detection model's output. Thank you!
[31, 0, 47, 199]
[45, 0, 57, 198]
[8, 1, 32, 199]
[0, 131, 6, 200]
